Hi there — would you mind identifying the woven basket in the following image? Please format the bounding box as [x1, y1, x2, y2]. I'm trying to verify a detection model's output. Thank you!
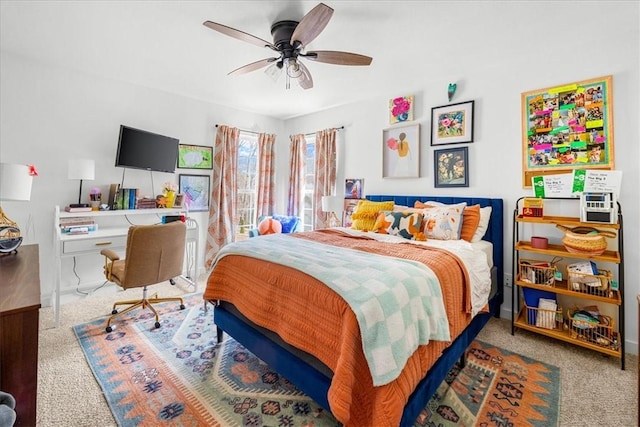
[555, 224, 616, 256]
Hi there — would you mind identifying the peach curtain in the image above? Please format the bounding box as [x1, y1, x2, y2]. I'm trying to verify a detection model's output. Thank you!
[287, 134, 306, 216]
[255, 132, 276, 217]
[313, 128, 337, 228]
[205, 125, 239, 270]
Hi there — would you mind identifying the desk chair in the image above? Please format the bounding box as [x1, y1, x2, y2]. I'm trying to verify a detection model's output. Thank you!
[101, 221, 186, 333]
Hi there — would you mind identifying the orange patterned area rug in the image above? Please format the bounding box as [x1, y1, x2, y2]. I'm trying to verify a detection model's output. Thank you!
[74, 293, 560, 426]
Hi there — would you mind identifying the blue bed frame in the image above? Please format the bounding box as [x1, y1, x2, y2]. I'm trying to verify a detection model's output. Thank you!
[213, 195, 504, 426]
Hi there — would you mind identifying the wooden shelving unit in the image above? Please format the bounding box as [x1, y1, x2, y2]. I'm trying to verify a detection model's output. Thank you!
[511, 197, 625, 369]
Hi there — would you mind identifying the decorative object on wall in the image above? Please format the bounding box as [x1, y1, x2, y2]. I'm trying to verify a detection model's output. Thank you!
[383, 124, 420, 178]
[448, 83, 457, 102]
[431, 100, 474, 146]
[179, 174, 210, 212]
[434, 147, 469, 188]
[342, 198, 361, 228]
[389, 95, 414, 124]
[345, 178, 364, 199]
[521, 75, 614, 187]
[178, 144, 213, 169]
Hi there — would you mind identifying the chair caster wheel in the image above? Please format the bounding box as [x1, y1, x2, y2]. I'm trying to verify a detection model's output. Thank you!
[112, 309, 118, 315]
[180, 304, 185, 310]
[106, 326, 113, 333]
[170, 279, 176, 286]
[154, 322, 161, 329]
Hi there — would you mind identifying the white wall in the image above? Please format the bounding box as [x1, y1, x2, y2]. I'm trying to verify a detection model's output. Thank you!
[283, 5, 640, 353]
[0, 51, 283, 305]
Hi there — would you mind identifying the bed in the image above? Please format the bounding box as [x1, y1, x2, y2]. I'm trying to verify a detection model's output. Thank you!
[204, 195, 504, 426]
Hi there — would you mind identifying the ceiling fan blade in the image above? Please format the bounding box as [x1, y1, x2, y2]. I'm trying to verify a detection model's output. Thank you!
[290, 3, 334, 48]
[228, 58, 278, 76]
[297, 61, 313, 90]
[304, 50, 373, 66]
[203, 21, 276, 50]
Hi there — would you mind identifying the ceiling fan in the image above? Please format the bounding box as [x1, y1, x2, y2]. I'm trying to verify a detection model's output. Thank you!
[203, 3, 373, 90]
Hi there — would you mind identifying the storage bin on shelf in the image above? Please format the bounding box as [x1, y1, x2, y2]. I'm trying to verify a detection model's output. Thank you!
[566, 266, 613, 297]
[567, 307, 616, 348]
[523, 304, 563, 330]
[518, 258, 557, 286]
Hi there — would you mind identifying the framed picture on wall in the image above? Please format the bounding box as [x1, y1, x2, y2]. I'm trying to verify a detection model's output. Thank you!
[345, 178, 364, 199]
[382, 124, 420, 178]
[177, 144, 213, 169]
[434, 147, 469, 188]
[178, 174, 210, 212]
[431, 100, 475, 146]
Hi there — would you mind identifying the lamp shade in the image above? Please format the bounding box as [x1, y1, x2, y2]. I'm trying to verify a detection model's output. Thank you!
[0, 163, 33, 201]
[67, 159, 95, 180]
[321, 196, 344, 214]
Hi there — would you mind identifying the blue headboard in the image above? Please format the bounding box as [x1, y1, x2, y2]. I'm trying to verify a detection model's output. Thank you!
[366, 195, 504, 304]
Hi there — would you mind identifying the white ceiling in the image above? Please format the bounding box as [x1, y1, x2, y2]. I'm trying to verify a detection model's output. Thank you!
[1, 1, 521, 120]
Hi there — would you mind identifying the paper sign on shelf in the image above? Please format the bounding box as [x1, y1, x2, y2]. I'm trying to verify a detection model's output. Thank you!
[531, 173, 575, 198]
[572, 169, 622, 196]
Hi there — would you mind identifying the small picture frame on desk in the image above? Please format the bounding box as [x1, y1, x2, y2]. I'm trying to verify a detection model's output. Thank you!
[173, 193, 185, 208]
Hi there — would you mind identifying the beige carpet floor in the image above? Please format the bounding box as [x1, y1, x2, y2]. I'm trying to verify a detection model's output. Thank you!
[38, 280, 638, 426]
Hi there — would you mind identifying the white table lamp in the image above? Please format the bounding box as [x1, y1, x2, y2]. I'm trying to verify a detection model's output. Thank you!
[321, 195, 344, 228]
[0, 163, 36, 254]
[68, 159, 95, 206]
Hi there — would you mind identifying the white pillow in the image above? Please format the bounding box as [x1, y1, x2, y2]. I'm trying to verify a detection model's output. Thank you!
[421, 204, 465, 240]
[471, 206, 492, 242]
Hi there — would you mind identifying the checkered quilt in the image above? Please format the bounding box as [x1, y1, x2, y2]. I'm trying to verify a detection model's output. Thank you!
[213, 233, 451, 386]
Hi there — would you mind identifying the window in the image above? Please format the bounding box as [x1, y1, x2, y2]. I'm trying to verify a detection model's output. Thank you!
[301, 135, 316, 231]
[236, 132, 258, 237]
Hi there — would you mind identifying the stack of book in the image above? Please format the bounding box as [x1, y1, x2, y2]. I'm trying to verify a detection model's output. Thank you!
[60, 217, 98, 234]
[137, 198, 158, 209]
[116, 188, 139, 210]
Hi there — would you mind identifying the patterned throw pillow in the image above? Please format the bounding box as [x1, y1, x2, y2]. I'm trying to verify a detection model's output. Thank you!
[413, 201, 477, 240]
[350, 200, 395, 231]
[420, 204, 465, 240]
[372, 211, 426, 240]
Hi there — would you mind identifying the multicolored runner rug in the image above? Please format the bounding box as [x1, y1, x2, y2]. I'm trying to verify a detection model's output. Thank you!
[74, 293, 560, 426]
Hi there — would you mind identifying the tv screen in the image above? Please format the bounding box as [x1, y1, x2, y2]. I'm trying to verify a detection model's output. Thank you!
[115, 125, 179, 173]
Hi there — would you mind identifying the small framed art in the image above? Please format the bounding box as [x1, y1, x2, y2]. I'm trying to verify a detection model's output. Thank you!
[173, 193, 185, 208]
[389, 95, 414, 124]
[345, 178, 364, 199]
[343, 198, 362, 228]
[178, 174, 210, 212]
[178, 144, 213, 169]
[383, 124, 420, 178]
[434, 147, 469, 188]
[431, 100, 475, 146]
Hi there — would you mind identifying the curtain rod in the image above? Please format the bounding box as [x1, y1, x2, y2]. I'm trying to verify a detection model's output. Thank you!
[215, 124, 344, 137]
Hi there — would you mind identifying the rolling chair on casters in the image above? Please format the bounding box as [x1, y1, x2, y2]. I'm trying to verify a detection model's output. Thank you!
[100, 221, 187, 333]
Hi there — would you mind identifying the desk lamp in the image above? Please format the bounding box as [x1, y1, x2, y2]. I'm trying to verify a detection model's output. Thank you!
[321, 195, 344, 228]
[68, 159, 95, 207]
[0, 163, 36, 254]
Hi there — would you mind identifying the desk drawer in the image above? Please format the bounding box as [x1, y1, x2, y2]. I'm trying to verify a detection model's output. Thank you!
[63, 235, 127, 254]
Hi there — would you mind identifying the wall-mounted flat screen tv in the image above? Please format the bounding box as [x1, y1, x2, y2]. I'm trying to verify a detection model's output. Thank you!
[115, 125, 179, 173]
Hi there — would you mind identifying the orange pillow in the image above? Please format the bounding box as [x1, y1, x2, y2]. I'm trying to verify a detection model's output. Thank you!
[413, 201, 480, 241]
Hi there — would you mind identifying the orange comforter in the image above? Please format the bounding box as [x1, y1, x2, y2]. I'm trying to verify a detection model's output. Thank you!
[204, 230, 473, 426]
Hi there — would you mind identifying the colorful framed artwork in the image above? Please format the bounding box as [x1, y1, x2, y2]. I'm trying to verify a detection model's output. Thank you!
[344, 178, 364, 199]
[430, 100, 475, 146]
[383, 124, 420, 178]
[177, 144, 213, 169]
[434, 147, 469, 188]
[521, 75, 614, 187]
[342, 198, 362, 228]
[178, 174, 210, 212]
[389, 95, 414, 124]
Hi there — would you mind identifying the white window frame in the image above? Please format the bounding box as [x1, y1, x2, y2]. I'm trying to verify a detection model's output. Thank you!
[236, 132, 258, 238]
[301, 135, 316, 231]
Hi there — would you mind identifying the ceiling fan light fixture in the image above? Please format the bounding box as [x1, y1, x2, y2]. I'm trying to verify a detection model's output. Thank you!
[264, 62, 282, 83]
[285, 58, 302, 78]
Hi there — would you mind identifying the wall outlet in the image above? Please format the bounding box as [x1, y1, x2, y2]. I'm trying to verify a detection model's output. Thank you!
[504, 273, 513, 288]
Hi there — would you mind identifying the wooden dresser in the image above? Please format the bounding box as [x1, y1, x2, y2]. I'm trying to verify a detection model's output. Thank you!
[0, 244, 41, 426]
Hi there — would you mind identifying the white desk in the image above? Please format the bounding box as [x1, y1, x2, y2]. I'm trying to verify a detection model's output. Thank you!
[53, 206, 199, 327]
